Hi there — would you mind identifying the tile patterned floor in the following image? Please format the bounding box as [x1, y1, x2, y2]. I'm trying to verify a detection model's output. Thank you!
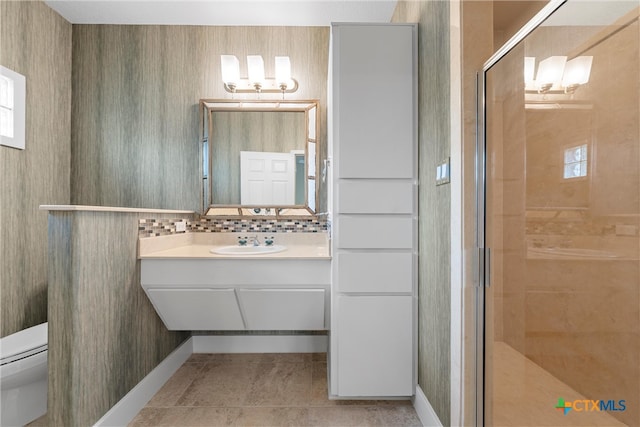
[128, 353, 421, 426]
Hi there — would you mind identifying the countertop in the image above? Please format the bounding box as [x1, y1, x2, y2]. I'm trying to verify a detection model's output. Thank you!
[141, 244, 330, 260]
[138, 232, 331, 260]
[40, 204, 194, 214]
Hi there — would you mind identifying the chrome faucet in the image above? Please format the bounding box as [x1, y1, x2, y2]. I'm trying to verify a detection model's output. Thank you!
[251, 235, 261, 246]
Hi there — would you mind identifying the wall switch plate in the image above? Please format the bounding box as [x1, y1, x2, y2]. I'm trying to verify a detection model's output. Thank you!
[436, 157, 450, 186]
[175, 221, 187, 232]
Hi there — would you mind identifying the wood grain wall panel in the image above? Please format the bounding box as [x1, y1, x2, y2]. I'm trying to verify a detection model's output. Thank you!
[0, 1, 71, 338]
[47, 210, 189, 426]
[71, 26, 329, 212]
[393, 2, 452, 425]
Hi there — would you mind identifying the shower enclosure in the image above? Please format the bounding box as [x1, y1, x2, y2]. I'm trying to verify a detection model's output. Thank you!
[479, 1, 639, 425]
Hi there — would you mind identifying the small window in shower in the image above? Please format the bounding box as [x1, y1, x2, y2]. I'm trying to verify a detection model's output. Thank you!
[563, 144, 587, 179]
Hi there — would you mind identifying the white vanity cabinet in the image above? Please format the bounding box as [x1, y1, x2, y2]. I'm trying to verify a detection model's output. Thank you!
[329, 23, 417, 398]
[141, 258, 330, 331]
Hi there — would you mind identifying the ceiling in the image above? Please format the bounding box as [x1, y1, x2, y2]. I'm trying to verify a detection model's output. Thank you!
[44, 0, 399, 26]
[493, 1, 547, 31]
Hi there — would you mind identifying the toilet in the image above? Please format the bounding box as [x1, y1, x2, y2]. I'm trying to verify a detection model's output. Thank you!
[0, 322, 48, 426]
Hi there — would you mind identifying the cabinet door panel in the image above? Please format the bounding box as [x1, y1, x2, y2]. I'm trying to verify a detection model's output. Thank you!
[334, 25, 415, 179]
[337, 296, 413, 396]
[146, 288, 244, 330]
[237, 289, 326, 330]
[337, 253, 413, 293]
[338, 181, 414, 214]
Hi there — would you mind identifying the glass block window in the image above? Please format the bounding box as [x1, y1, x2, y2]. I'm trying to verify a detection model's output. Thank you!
[563, 144, 587, 179]
[0, 74, 14, 138]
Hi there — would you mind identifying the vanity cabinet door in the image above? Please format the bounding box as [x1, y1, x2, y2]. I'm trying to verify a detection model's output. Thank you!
[333, 25, 415, 179]
[238, 289, 325, 330]
[146, 288, 244, 330]
[336, 295, 413, 396]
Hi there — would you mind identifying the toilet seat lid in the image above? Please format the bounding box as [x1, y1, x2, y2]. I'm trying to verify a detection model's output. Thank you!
[0, 322, 47, 365]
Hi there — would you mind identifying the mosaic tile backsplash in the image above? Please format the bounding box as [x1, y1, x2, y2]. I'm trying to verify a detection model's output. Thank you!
[526, 218, 616, 236]
[138, 218, 192, 237]
[139, 217, 328, 237]
[525, 210, 638, 236]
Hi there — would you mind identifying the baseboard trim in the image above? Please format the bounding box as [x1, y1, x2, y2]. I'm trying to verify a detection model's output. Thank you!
[93, 337, 193, 427]
[192, 334, 328, 353]
[412, 385, 443, 427]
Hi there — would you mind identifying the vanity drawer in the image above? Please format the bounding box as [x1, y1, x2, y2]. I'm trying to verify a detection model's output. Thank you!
[336, 216, 413, 249]
[338, 180, 414, 214]
[146, 288, 244, 330]
[237, 289, 325, 330]
[337, 252, 413, 293]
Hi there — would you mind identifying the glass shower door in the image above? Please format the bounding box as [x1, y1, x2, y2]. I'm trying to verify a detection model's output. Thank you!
[481, 1, 640, 425]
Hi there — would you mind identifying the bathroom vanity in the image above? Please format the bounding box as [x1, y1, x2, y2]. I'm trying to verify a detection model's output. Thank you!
[139, 232, 331, 331]
[138, 22, 417, 402]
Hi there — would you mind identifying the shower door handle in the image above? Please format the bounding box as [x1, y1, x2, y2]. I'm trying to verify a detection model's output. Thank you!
[485, 248, 491, 287]
[478, 247, 491, 288]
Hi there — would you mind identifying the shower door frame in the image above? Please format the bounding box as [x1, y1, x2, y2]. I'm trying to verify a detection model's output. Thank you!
[475, 0, 567, 424]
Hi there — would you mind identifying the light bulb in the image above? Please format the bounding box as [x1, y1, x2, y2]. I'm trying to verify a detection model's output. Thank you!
[275, 56, 291, 90]
[247, 55, 265, 90]
[220, 55, 240, 90]
[562, 56, 593, 87]
[535, 56, 566, 92]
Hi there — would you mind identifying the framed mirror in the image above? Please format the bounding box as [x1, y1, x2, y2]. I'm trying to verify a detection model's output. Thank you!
[199, 99, 320, 216]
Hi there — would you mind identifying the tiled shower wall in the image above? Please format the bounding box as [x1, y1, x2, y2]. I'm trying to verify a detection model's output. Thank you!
[139, 217, 329, 237]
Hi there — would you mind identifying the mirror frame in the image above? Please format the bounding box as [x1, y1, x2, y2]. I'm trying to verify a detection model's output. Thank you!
[199, 98, 321, 217]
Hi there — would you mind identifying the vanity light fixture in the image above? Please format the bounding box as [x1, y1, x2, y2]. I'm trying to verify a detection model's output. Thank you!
[525, 55, 593, 95]
[220, 55, 299, 97]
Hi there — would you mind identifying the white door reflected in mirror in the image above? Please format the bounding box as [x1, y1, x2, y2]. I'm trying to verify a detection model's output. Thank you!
[240, 151, 296, 205]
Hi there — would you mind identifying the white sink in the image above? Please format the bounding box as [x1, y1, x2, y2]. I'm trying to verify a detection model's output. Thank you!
[210, 245, 287, 255]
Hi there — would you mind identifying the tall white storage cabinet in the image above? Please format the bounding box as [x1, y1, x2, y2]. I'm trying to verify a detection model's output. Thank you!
[329, 23, 417, 398]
